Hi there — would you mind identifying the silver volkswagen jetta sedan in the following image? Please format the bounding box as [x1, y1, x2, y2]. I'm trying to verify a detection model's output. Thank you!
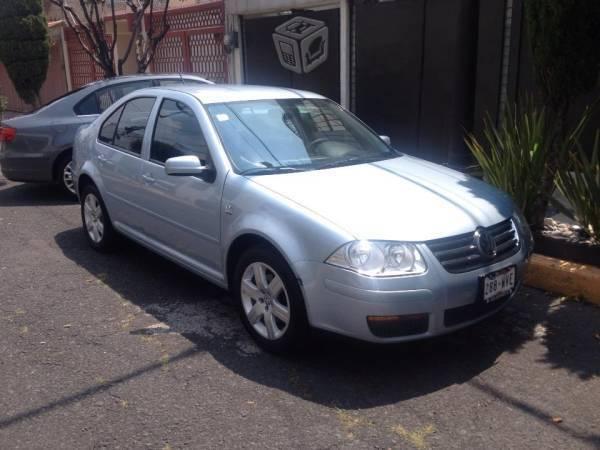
[0, 74, 211, 195]
[73, 84, 532, 353]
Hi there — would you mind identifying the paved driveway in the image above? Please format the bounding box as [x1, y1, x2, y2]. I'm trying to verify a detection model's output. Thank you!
[0, 178, 599, 449]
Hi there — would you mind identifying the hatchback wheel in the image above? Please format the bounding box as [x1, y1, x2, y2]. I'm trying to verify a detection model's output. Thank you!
[234, 246, 309, 354]
[81, 185, 115, 251]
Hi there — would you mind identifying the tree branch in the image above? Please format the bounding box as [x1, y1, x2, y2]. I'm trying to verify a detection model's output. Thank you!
[138, 0, 170, 72]
[49, 0, 116, 77]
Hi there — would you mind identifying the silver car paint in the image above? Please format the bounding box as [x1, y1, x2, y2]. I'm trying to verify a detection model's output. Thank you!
[0, 75, 211, 184]
[74, 85, 531, 343]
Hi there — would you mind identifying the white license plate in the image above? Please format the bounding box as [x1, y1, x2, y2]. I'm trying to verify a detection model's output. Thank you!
[482, 266, 516, 303]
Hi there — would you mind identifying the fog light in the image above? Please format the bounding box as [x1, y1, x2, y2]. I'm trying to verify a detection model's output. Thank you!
[367, 313, 429, 338]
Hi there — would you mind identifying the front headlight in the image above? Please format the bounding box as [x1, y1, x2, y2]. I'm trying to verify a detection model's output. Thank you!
[326, 241, 427, 277]
[513, 209, 533, 250]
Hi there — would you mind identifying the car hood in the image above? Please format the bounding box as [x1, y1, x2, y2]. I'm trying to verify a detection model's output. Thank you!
[248, 156, 514, 241]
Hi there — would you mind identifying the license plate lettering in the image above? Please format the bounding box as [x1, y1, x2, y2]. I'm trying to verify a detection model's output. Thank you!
[482, 266, 516, 303]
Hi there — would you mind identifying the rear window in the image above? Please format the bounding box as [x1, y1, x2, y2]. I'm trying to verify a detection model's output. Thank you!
[29, 88, 84, 113]
[74, 80, 154, 116]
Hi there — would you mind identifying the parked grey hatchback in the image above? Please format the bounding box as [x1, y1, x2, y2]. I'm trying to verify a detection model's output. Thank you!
[73, 84, 533, 353]
[0, 74, 211, 195]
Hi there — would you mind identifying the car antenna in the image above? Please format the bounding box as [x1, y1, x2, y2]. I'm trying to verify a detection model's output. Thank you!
[179, 73, 184, 84]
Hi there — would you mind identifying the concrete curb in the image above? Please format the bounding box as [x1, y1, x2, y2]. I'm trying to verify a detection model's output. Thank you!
[524, 254, 600, 306]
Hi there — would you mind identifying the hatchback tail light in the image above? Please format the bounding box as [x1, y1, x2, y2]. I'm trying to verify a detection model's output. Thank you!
[0, 126, 16, 143]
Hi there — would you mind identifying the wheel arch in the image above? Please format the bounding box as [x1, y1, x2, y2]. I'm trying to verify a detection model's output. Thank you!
[77, 173, 96, 197]
[51, 148, 73, 182]
[225, 232, 300, 291]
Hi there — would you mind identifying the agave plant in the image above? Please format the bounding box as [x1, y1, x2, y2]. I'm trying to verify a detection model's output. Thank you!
[465, 102, 552, 225]
[465, 100, 593, 229]
[555, 131, 600, 242]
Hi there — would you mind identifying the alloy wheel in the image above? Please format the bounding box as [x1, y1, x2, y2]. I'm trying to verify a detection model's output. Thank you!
[83, 193, 105, 244]
[62, 161, 76, 195]
[240, 262, 291, 340]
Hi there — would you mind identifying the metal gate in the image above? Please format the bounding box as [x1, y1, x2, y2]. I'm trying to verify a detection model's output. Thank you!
[152, 3, 227, 83]
[66, 29, 107, 88]
[66, 1, 227, 88]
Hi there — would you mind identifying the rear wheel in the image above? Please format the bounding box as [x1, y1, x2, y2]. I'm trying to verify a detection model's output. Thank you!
[234, 246, 309, 354]
[80, 184, 115, 251]
[56, 155, 76, 197]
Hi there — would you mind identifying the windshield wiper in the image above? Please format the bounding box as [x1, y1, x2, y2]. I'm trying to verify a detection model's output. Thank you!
[240, 166, 307, 176]
[317, 156, 369, 170]
[318, 154, 399, 170]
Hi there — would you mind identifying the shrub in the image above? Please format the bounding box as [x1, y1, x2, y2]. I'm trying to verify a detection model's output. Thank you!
[465, 102, 551, 225]
[0, 0, 49, 106]
[0, 96, 7, 118]
[524, 0, 600, 229]
[555, 132, 600, 242]
[465, 101, 592, 229]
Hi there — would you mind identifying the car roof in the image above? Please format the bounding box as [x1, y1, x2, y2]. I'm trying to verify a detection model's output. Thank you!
[137, 84, 326, 104]
[82, 73, 213, 89]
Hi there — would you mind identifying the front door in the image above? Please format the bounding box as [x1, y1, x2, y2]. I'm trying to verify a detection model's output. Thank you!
[138, 96, 223, 279]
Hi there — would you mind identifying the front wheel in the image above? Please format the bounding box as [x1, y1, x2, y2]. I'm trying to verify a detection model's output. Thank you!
[80, 185, 116, 251]
[234, 246, 309, 354]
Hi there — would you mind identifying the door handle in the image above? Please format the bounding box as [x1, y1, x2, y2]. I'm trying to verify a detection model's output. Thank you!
[97, 154, 113, 165]
[141, 173, 155, 184]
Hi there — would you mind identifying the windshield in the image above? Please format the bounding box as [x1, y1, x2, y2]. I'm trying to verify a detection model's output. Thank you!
[207, 99, 398, 174]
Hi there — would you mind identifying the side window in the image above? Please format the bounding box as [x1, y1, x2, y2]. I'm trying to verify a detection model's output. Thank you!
[98, 105, 124, 144]
[150, 99, 208, 164]
[157, 79, 208, 86]
[75, 81, 155, 116]
[113, 97, 156, 154]
[109, 81, 153, 105]
[74, 92, 99, 115]
[96, 87, 113, 113]
[157, 79, 186, 86]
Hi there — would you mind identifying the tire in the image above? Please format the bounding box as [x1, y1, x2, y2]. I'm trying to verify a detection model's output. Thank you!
[233, 246, 309, 354]
[80, 184, 116, 252]
[56, 154, 77, 197]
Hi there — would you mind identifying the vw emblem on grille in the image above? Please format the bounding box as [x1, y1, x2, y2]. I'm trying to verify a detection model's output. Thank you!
[474, 228, 497, 259]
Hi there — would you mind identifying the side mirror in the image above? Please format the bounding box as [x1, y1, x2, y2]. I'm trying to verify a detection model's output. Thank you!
[165, 155, 209, 176]
[379, 135, 391, 146]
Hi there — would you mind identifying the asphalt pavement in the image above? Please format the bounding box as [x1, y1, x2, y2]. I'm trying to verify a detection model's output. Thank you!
[0, 178, 599, 449]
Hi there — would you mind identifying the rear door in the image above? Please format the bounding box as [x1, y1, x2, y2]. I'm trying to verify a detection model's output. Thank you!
[137, 94, 224, 278]
[94, 96, 157, 230]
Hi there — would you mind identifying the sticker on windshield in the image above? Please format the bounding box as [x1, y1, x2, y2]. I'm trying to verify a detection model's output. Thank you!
[216, 113, 229, 122]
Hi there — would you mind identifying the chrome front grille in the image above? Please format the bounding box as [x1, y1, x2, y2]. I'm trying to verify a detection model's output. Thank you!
[426, 219, 520, 273]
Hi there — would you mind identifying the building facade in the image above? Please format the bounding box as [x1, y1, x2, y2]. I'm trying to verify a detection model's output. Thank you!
[224, 0, 528, 166]
[2, 0, 596, 162]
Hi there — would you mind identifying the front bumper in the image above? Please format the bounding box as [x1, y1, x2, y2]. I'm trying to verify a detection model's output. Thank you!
[293, 243, 530, 343]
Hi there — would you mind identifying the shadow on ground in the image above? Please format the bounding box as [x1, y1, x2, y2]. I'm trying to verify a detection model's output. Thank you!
[0, 226, 592, 445]
[52, 227, 600, 407]
[0, 182, 75, 207]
